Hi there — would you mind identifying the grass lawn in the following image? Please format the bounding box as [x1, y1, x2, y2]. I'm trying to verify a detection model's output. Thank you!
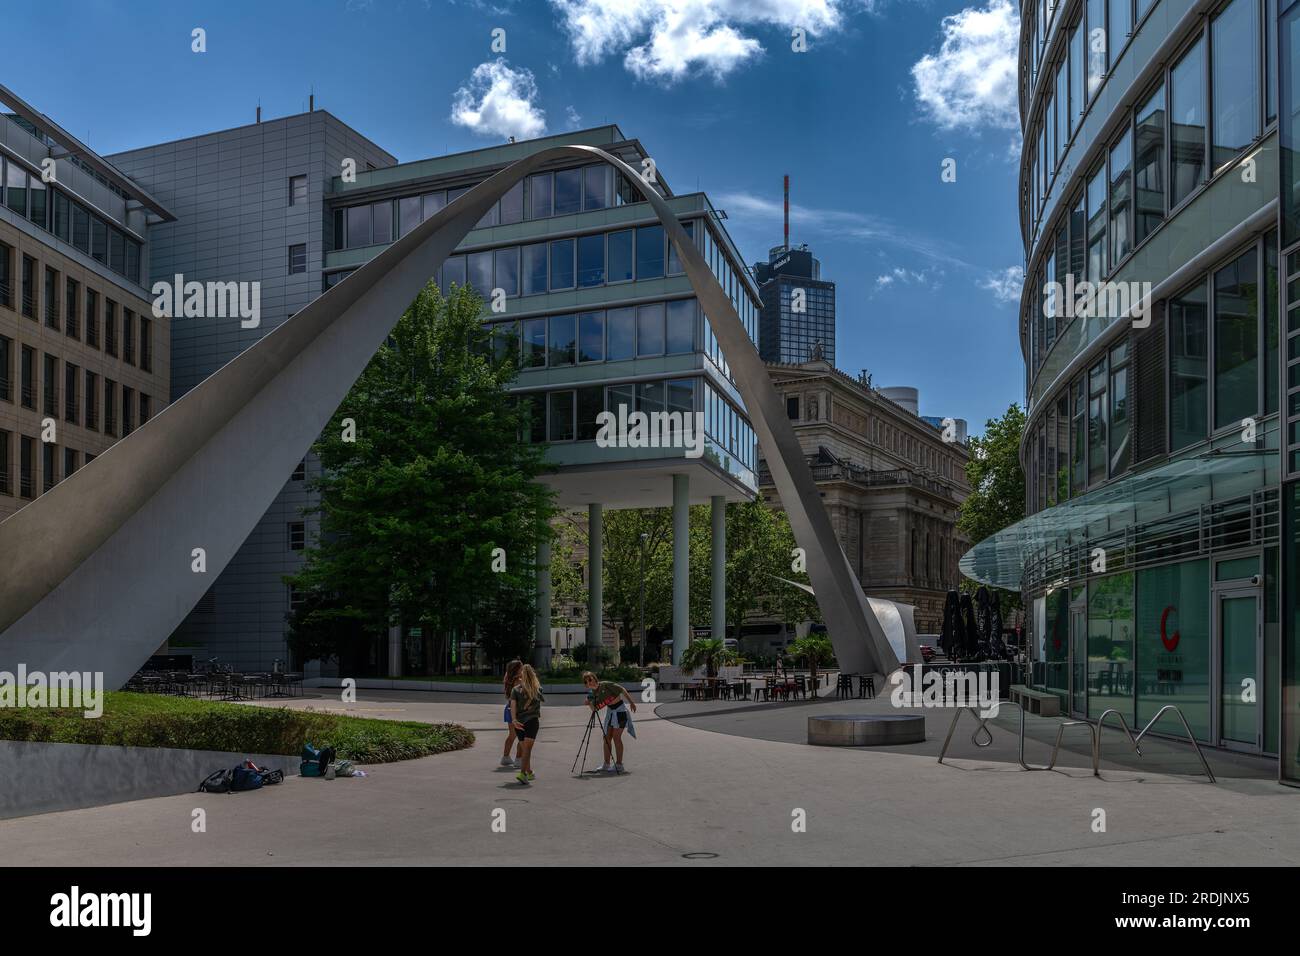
[0, 692, 474, 764]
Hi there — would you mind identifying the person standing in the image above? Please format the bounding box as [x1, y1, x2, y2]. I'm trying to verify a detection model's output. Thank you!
[582, 671, 637, 774]
[500, 659, 524, 768]
[510, 664, 545, 785]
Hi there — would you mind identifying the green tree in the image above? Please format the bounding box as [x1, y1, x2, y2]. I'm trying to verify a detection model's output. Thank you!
[957, 402, 1026, 610]
[286, 282, 555, 671]
[679, 637, 739, 677]
[601, 508, 672, 657]
[785, 633, 835, 692]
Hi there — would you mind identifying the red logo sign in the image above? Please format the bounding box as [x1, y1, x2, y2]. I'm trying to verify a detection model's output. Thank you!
[1160, 605, 1180, 652]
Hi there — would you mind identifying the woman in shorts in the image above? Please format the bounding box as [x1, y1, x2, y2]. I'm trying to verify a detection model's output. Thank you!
[582, 671, 637, 774]
[510, 664, 544, 784]
[499, 659, 523, 768]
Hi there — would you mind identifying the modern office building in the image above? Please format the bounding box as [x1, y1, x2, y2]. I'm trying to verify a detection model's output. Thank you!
[108, 110, 397, 671]
[113, 116, 760, 673]
[962, 0, 1300, 782]
[324, 125, 760, 671]
[762, 360, 970, 634]
[753, 243, 836, 365]
[0, 84, 171, 525]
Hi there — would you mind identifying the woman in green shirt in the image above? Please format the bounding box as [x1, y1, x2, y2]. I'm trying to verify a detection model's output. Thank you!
[582, 671, 637, 774]
[510, 664, 544, 784]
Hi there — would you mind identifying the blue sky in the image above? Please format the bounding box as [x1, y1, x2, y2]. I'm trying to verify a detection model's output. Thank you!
[7, 0, 1026, 434]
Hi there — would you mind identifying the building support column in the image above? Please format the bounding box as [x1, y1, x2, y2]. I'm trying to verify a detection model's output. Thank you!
[534, 534, 552, 669]
[588, 503, 604, 663]
[673, 474, 690, 665]
[387, 623, 402, 678]
[711, 495, 726, 643]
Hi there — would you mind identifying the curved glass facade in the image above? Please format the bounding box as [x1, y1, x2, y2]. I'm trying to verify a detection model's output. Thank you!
[994, 0, 1300, 775]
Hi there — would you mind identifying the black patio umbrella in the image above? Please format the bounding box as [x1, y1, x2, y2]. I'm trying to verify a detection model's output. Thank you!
[939, 590, 962, 659]
[958, 592, 980, 658]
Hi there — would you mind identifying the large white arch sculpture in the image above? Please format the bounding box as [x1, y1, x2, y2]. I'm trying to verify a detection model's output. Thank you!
[0, 145, 899, 688]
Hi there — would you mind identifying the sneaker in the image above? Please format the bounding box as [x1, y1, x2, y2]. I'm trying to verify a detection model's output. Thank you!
[512, 757, 522, 769]
[499, 756, 513, 767]
[525, 771, 536, 782]
[615, 763, 625, 774]
[601, 763, 615, 773]
[515, 771, 530, 785]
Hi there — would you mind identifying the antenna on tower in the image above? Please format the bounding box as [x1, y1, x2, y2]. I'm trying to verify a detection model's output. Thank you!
[783, 174, 790, 251]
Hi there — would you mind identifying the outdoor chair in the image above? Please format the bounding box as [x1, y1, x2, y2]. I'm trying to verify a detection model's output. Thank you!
[856, 675, 875, 699]
[837, 673, 854, 699]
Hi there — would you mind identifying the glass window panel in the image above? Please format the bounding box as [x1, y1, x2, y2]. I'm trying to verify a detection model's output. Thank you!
[554, 168, 582, 215]
[5, 162, 26, 216]
[523, 318, 547, 367]
[578, 311, 604, 362]
[400, 196, 421, 237]
[372, 200, 393, 244]
[476, 200, 499, 229]
[442, 254, 466, 291]
[1170, 280, 1209, 449]
[1108, 0, 1130, 67]
[667, 220, 693, 275]
[577, 386, 604, 441]
[548, 314, 576, 366]
[492, 321, 518, 364]
[666, 298, 695, 354]
[53, 192, 69, 241]
[635, 225, 665, 279]
[109, 230, 125, 274]
[522, 242, 547, 295]
[1134, 83, 1165, 244]
[1086, 165, 1107, 281]
[346, 204, 371, 248]
[467, 251, 493, 297]
[1267, 0, 1278, 124]
[1088, 572, 1135, 721]
[1109, 128, 1132, 264]
[1089, 360, 1109, 484]
[582, 165, 608, 210]
[1170, 36, 1206, 208]
[1069, 191, 1085, 278]
[1211, 0, 1260, 169]
[527, 173, 552, 219]
[448, 186, 470, 205]
[1213, 248, 1259, 429]
[499, 180, 523, 224]
[548, 390, 575, 441]
[1087, 0, 1106, 96]
[1056, 61, 1068, 163]
[1070, 23, 1084, 133]
[637, 381, 665, 415]
[607, 307, 635, 360]
[577, 233, 605, 287]
[28, 175, 46, 228]
[608, 229, 633, 282]
[636, 302, 665, 356]
[423, 191, 446, 220]
[90, 218, 107, 263]
[494, 247, 519, 297]
[550, 238, 575, 289]
[1136, 560, 1211, 740]
[1110, 359, 1130, 474]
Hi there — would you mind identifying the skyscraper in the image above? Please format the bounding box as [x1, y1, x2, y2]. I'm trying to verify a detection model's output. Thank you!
[753, 243, 836, 366]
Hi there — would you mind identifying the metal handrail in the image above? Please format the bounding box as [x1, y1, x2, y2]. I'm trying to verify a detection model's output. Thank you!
[1094, 705, 1216, 783]
[937, 702, 1096, 772]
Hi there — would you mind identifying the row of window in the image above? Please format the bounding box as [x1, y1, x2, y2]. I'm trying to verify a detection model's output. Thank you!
[0, 154, 143, 285]
[518, 377, 757, 474]
[491, 298, 700, 368]
[0, 243, 152, 368]
[1027, 234, 1278, 513]
[0, 429, 97, 499]
[1026, 0, 1277, 257]
[0, 338, 153, 437]
[332, 163, 645, 251]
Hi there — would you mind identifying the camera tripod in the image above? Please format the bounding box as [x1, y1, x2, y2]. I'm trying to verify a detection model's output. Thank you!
[571, 705, 613, 777]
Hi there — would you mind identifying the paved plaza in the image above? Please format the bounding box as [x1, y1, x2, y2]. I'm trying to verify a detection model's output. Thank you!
[1, 688, 1295, 866]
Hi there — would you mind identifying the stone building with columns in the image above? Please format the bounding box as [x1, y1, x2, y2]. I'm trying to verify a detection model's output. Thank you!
[759, 360, 971, 635]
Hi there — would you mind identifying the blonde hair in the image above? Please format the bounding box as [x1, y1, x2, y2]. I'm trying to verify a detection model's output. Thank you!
[503, 659, 523, 697]
[581, 671, 598, 685]
[518, 664, 541, 706]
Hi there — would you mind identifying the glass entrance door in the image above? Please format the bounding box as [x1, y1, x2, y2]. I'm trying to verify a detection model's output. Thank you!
[1070, 605, 1087, 717]
[1218, 589, 1261, 750]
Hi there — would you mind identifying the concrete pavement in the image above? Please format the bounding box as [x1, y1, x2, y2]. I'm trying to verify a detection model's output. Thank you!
[1, 689, 1295, 866]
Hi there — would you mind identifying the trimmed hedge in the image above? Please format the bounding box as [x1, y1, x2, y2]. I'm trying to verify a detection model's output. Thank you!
[0, 692, 474, 764]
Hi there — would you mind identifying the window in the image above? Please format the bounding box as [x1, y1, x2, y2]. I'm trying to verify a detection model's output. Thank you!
[109, 229, 125, 275]
[494, 247, 519, 297]
[608, 230, 633, 282]
[441, 254, 466, 290]
[423, 191, 447, 221]
[1213, 248, 1259, 429]
[1088, 357, 1108, 484]
[86, 289, 99, 348]
[583, 165, 609, 210]
[44, 267, 59, 330]
[399, 195, 421, 237]
[122, 386, 134, 435]
[578, 311, 604, 362]
[0, 240, 10, 309]
[123, 310, 135, 365]
[1134, 83, 1165, 243]
[28, 174, 46, 229]
[1108, 0, 1131, 68]
[522, 318, 546, 368]
[1109, 340, 1130, 475]
[42, 354, 57, 416]
[787, 396, 800, 419]
[522, 243, 547, 296]
[65, 278, 79, 339]
[21, 255, 34, 318]
[1071, 375, 1087, 493]
[554, 168, 582, 215]
[5, 161, 26, 216]
[19, 435, 33, 498]
[1170, 35, 1206, 208]
[140, 393, 151, 424]
[346, 205, 371, 248]
[548, 390, 575, 441]
[104, 378, 116, 436]
[288, 243, 307, 275]
[666, 298, 695, 354]
[499, 180, 524, 224]
[527, 173, 552, 219]
[20, 346, 34, 409]
[0, 429, 8, 495]
[636, 225, 665, 279]
[636, 303, 665, 357]
[550, 238, 575, 290]
[91, 218, 107, 263]
[53, 192, 69, 242]
[1086, 164, 1107, 281]
[468, 251, 493, 297]
[667, 220, 694, 275]
[1109, 128, 1132, 265]
[72, 203, 89, 252]
[292, 459, 306, 481]
[105, 300, 118, 356]
[289, 175, 307, 206]
[0, 336, 8, 404]
[577, 234, 605, 287]
[1170, 280, 1209, 450]
[577, 386, 604, 440]
[64, 362, 78, 423]
[140, 317, 153, 373]
[63, 447, 77, 479]
[607, 307, 635, 360]
[85, 370, 98, 430]
[288, 522, 306, 551]
[1087, 0, 1106, 97]
[43, 441, 56, 492]
[548, 314, 576, 366]
[1211, 0, 1259, 169]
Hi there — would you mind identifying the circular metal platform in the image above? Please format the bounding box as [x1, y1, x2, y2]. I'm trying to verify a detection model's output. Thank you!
[807, 713, 926, 746]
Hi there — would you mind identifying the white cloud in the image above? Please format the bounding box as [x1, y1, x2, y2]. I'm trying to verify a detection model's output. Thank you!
[549, 0, 849, 83]
[565, 105, 583, 129]
[873, 265, 943, 295]
[450, 59, 547, 140]
[911, 0, 1020, 131]
[979, 265, 1023, 302]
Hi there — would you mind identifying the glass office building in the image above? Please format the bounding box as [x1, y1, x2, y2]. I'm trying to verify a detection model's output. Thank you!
[962, 0, 1300, 783]
[752, 245, 836, 366]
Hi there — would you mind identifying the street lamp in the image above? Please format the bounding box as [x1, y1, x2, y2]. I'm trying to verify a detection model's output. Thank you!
[638, 531, 649, 667]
